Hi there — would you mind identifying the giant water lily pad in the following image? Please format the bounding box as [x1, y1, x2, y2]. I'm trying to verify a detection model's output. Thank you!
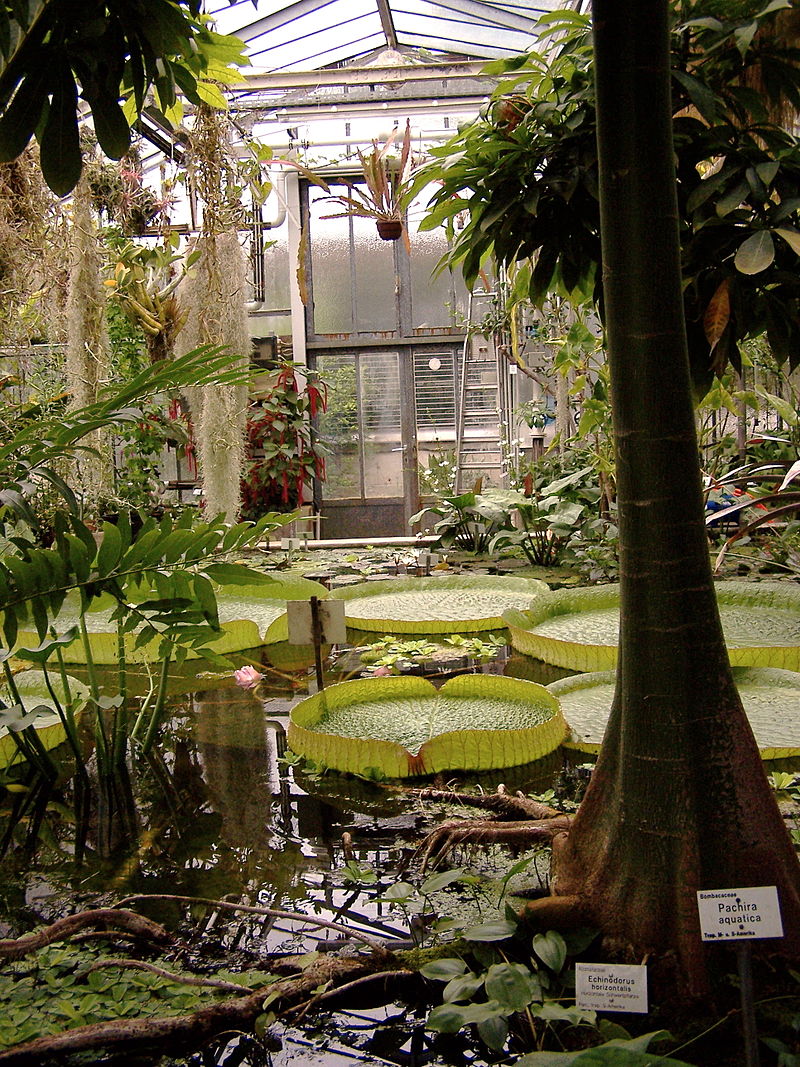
[0, 670, 88, 768]
[288, 673, 567, 778]
[11, 577, 328, 665]
[329, 575, 550, 634]
[548, 667, 800, 760]
[505, 581, 800, 672]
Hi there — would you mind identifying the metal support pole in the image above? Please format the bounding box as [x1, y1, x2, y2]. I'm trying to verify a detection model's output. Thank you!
[737, 943, 760, 1067]
[310, 596, 325, 691]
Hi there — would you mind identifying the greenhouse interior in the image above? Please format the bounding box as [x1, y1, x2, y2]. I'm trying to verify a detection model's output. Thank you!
[3, 2, 800, 1065]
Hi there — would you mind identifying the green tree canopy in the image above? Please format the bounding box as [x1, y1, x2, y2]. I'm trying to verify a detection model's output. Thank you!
[418, 1, 800, 394]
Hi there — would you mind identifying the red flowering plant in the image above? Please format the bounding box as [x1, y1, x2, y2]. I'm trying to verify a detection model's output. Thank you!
[240, 362, 328, 519]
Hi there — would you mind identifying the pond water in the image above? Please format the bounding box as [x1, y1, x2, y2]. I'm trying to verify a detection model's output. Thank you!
[0, 634, 579, 1067]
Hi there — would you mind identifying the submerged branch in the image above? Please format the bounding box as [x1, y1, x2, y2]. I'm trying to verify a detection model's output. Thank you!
[0, 954, 370, 1066]
[114, 893, 395, 958]
[0, 909, 173, 962]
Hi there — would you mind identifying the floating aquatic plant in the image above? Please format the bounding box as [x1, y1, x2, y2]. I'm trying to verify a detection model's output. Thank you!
[330, 575, 550, 634]
[288, 673, 567, 778]
[549, 666, 800, 760]
[10, 576, 328, 665]
[506, 581, 800, 671]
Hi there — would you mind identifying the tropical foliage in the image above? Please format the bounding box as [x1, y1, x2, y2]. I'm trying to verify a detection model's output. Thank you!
[418, 2, 800, 393]
[0, 1, 249, 194]
[319, 120, 418, 240]
[241, 362, 328, 519]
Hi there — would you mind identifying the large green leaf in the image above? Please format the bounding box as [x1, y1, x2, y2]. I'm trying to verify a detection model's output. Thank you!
[330, 575, 550, 634]
[549, 665, 800, 759]
[506, 581, 800, 672]
[734, 230, 775, 275]
[288, 673, 567, 778]
[515, 1031, 692, 1065]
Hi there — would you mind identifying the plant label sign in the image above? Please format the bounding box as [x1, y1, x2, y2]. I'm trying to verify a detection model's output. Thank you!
[287, 599, 347, 645]
[281, 537, 308, 551]
[575, 963, 648, 1013]
[696, 886, 784, 941]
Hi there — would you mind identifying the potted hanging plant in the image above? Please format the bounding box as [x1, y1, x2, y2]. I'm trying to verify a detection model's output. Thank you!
[319, 120, 418, 244]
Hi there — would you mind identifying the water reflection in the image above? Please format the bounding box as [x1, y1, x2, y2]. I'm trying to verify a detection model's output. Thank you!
[0, 636, 586, 1066]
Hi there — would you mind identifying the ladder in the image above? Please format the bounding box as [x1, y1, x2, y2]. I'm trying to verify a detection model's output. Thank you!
[454, 289, 511, 493]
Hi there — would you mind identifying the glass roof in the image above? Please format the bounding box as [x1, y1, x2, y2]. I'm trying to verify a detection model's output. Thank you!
[205, 0, 581, 73]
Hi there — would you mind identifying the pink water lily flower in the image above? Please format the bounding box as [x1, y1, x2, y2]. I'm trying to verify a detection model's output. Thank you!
[234, 665, 264, 689]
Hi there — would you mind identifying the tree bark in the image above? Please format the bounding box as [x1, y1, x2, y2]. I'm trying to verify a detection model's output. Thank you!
[547, 0, 800, 997]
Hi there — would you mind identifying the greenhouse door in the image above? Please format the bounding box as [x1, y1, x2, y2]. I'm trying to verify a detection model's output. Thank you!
[315, 349, 418, 539]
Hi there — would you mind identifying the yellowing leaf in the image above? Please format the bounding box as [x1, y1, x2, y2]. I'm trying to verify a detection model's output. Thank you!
[703, 278, 730, 348]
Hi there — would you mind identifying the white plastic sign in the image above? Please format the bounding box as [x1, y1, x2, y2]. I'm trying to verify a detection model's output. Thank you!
[575, 963, 648, 1013]
[280, 537, 307, 550]
[697, 886, 784, 941]
[286, 599, 347, 645]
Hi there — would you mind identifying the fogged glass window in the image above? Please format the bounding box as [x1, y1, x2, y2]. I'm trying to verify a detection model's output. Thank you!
[310, 187, 353, 334]
[353, 214, 395, 333]
[408, 186, 469, 331]
[310, 183, 395, 336]
[361, 351, 402, 497]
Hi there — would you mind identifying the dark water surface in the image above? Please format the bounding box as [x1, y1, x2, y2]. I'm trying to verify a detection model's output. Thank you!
[0, 637, 577, 1067]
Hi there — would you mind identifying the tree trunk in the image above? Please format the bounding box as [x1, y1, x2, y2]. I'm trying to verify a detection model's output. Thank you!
[549, 0, 800, 997]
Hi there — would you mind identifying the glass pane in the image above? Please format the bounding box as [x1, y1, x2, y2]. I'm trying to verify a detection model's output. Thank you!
[353, 214, 396, 333]
[361, 352, 403, 497]
[310, 186, 353, 334]
[408, 186, 469, 330]
[261, 216, 290, 313]
[316, 353, 361, 499]
[415, 349, 458, 494]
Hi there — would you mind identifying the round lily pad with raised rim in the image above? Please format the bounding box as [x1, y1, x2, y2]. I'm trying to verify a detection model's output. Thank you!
[505, 581, 800, 672]
[10, 577, 329, 665]
[548, 666, 800, 760]
[329, 575, 550, 634]
[288, 673, 568, 778]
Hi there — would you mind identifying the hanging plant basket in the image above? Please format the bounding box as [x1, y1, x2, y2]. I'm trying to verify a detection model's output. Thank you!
[548, 666, 800, 760]
[505, 581, 800, 671]
[330, 574, 551, 633]
[376, 219, 403, 240]
[288, 673, 567, 778]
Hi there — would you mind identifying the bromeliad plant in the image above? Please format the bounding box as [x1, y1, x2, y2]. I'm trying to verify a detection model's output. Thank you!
[318, 120, 418, 243]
